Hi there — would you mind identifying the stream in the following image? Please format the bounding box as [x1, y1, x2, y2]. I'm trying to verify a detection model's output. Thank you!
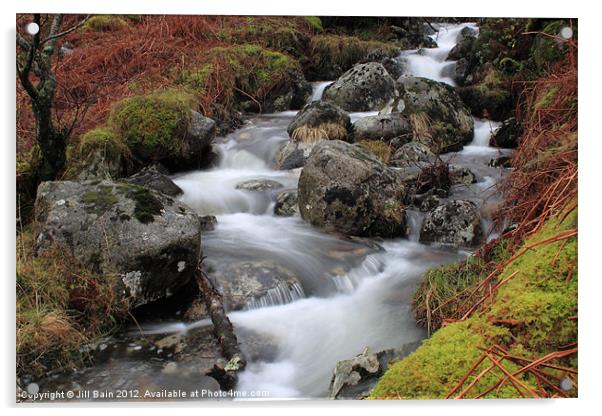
[38, 22, 513, 400]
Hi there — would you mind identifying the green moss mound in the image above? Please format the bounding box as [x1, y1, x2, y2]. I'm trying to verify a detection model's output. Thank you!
[108, 90, 195, 163]
[173, 44, 304, 111]
[371, 207, 577, 399]
[307, 35, 399, 79]
[82, 15, 129, 32]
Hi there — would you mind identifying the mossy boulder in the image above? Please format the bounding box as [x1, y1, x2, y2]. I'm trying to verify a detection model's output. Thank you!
[371, 207, 577, 399]
[298, 140, 407, 238]
[398, 77, 474, 153]
[34, 179, 201, 308]
[108, 91, 215, 171]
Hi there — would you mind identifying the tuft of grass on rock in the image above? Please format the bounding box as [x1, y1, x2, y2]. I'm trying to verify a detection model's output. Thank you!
[357, 140, 392, 164]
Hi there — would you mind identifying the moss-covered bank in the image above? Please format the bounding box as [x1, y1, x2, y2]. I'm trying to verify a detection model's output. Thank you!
[371, 207, 577, 399]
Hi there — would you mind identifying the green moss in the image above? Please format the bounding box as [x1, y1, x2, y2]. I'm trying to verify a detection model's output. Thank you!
[532, 20, 569, 70]
[535, 85, 559, 110]
[117, 184, 164, 224]
[82, 15, 129, 32]
[80, 185, 119, 216]
[302, 16, 323, 32]
[372, 206, 577, 399]
[308, 35, 399, 78]
[108, 90, 194, 162]
[174, 44, 302, 108]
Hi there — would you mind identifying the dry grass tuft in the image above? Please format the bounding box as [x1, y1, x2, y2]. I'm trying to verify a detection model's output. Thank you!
[409, 112, 433, 141]
[291, 123, 348, 143]
[357, 140, 392, 163]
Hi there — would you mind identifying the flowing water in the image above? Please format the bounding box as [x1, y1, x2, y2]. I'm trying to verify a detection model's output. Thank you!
[37, 23, 513, 400]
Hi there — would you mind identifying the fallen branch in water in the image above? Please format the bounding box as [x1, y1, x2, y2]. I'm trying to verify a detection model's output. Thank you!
[195, 266, 246, 386]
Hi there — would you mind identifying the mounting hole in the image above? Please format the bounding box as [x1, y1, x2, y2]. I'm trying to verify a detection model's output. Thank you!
[560, 26, 573, 40]
[25, 22, 39, 35]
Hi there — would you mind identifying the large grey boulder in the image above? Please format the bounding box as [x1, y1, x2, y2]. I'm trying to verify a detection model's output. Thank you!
[352, 113, 412, 142]
[207, 261, 304, 311]
[298, 140, 407, 238]
[34, 179, 201, 308]
[398, 77, 474, 153]
[419, 199, 483, 247]
[323, 63, 397, 112]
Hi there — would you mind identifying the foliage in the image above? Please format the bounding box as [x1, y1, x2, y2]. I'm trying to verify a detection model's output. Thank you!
[16, 230, 129, 378]
[307, 35, 399, 79]
[108, 90, 194, 162]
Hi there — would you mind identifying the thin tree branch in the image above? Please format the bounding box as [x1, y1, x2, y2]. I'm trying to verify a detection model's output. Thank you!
[43, 15, 91, 46]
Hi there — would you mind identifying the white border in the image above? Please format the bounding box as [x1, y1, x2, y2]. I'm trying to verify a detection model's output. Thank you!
[2, 1, 599, 415]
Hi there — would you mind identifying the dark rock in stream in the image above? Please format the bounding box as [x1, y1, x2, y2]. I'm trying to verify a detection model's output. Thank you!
[419, 199, 483, 247]
[34, 179, 201, 308]
[200, 215, 218, 231]
[287, 100, 352, 142]
[490, 117, 521, 148]
[298, 140, 407, 238]
[274, 190, 299, 216]
[449, 165, 477, 185]
[123, 165, 183, 196]
[389, 142, 437, 168]
[323, 63, 397, 112]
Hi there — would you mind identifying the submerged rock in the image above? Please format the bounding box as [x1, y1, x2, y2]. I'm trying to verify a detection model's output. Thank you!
[449, 165, 477, 185]
[298, 140, 407, 238]
[235, 179, 284, 192]
[419, 199, 483, 247]
[34, 179, 201, 308]
[323, 63, 397, 112]
[397, 76, 474, 153]
[208, 261, 304, 311]
[199, 215, 218, 231]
